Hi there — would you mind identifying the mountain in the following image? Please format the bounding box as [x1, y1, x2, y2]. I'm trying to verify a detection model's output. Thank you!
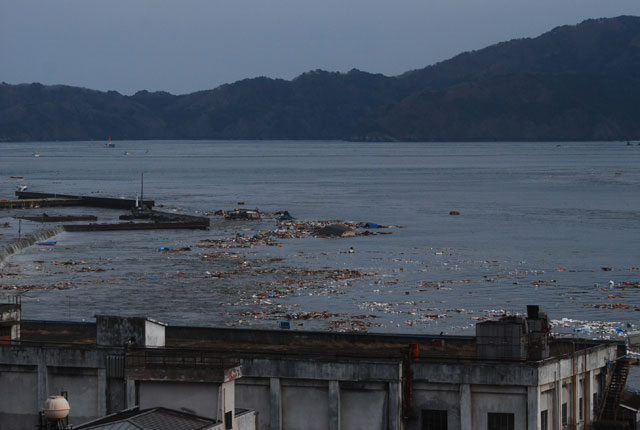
[2, 16, 640, 142]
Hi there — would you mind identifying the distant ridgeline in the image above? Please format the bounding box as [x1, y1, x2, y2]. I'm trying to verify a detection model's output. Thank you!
[2, 15, 640, 142]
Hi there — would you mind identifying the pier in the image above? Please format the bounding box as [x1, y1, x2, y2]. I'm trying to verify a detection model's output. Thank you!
[15, 191, 154, 210]
[0, 197, 81, 209]
[8, 191, 209, 231]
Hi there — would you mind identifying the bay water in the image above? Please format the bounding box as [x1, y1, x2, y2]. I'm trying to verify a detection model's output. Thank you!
[1, 141, 639, 379]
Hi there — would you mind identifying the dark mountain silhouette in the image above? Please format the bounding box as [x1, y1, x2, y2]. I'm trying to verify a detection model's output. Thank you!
[2, 16, 640, 142]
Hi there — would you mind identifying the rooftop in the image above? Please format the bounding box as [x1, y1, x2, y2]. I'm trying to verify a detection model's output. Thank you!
[74, 407, 220, 430]
[14, 318, 620, 364]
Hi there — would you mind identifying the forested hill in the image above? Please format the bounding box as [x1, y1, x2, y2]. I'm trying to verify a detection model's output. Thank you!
[2, 15, 640, 142]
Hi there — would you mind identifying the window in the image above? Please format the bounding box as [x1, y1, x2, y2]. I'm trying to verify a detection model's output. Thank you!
[540, 410, 548, 430]
[593, 392, 598, 415]
[562, 402, 567, 425]
[0, 326, 10, 344]
[488, 412, 514, 430]
[224, 411, 232, 430]
[422, 409, 448, 430]
[579, 397, 583, 420]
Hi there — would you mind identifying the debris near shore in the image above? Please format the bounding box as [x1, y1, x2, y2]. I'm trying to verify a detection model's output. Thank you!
[228, 308, 381, 332]
[585, 303, 640, 310]
[196, 217, 397, 250]
[0, 281, 73, 291]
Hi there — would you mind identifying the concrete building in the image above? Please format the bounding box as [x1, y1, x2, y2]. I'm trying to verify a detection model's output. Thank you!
[0, 304, 631, 430]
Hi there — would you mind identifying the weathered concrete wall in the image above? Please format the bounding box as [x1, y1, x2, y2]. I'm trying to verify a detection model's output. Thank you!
[0, 329, 621, 430]
[282, 383, 329, 430]
[0, 344, 110, 428]
[470, 388, 527, 430]
[0, 226, 63, 264]
[241, 357, 401, 382]
[340, 386, 387, 430]
[49, 369, 101, 426]
[222, 380, 235, 423]
[235, 410, 259, 430]
[237, 378, 271, 430]
[413, 361, 538, 386]
[97, 316, 165, 347]
[537, 344, 616, 385]
[411, 382, 461, 430]
[138, 381, 220, 419]
[540, 385, 553, 423]
[0, 365, 38, 430]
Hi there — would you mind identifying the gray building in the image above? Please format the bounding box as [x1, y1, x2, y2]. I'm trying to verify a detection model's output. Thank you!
[0, 303, 630, 430]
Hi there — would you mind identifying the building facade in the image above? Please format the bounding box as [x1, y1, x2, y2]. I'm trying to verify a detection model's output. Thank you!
[0, 304, 627, 430]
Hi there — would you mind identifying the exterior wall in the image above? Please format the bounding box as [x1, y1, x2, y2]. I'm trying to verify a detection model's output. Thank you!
[237, 378, 271, 430]
[413, 361, 538, 386]
[145, 319, 165, 347]
[49, 368, 101, 426]
[0, 365, 38, 430]
[340, 384, 387, 430]
[0, 333, 620, 430]
[540, 385, 554, 429]
[235, 410, 259, 430]
[281, 381, 329, 430]
[222, 380, 235, 425]
[138, 381, 219, 419]
[470, 386, 527, 430]
[412, 382, 461, 430]
[97, 316, 146, 347]
[0, 345, 108, 428]
[97, 316, 165, 347]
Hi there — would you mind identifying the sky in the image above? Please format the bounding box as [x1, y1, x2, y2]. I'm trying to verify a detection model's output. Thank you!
[2, 1, 640, 95]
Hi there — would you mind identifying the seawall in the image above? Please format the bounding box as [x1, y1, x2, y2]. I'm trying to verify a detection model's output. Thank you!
[0, 226, 63, 265]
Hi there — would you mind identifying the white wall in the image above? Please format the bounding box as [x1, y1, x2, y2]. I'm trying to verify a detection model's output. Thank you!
[144, 320, 165, 347]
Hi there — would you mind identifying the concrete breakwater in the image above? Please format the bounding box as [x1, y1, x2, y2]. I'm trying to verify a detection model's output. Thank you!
[0, 226, 63, 264]
[15, 191, 154, 210]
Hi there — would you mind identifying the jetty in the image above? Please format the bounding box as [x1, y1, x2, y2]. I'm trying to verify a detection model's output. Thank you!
[15, 214, 97, 222]
[15, 191, 154, 210]
[8, 191, 209, 231]
[0, 197, 81, 209]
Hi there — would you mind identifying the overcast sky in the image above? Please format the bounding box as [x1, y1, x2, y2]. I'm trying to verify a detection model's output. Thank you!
[2, 1, 640, 95]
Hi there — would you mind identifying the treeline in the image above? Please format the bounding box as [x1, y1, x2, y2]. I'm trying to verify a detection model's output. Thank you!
[2, 16, 640, 142]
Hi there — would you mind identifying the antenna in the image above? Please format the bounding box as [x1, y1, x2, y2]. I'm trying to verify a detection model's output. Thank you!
[140, 173, 144, 207]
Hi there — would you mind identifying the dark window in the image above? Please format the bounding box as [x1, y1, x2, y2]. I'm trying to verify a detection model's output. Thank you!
[488, 412, 514, 430]
[593, 392, 598, 414]
[579, 397, 583, 420]
[541, 410, 548, 430]
[225, 411, 232, 430]
[562, 402, 567, 425]
[422, 409, 448, 430]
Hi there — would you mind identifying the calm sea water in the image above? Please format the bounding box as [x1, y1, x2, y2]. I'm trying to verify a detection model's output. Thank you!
[1, 141, 639, 354]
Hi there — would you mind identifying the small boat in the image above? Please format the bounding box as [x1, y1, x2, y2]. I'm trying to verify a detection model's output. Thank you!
[32, 152, 40, 158]
[124, 151, 131, 156]
[105, 136, 115, 148]
[35, 241, 56, 246]
[16, 185, 28, 192]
